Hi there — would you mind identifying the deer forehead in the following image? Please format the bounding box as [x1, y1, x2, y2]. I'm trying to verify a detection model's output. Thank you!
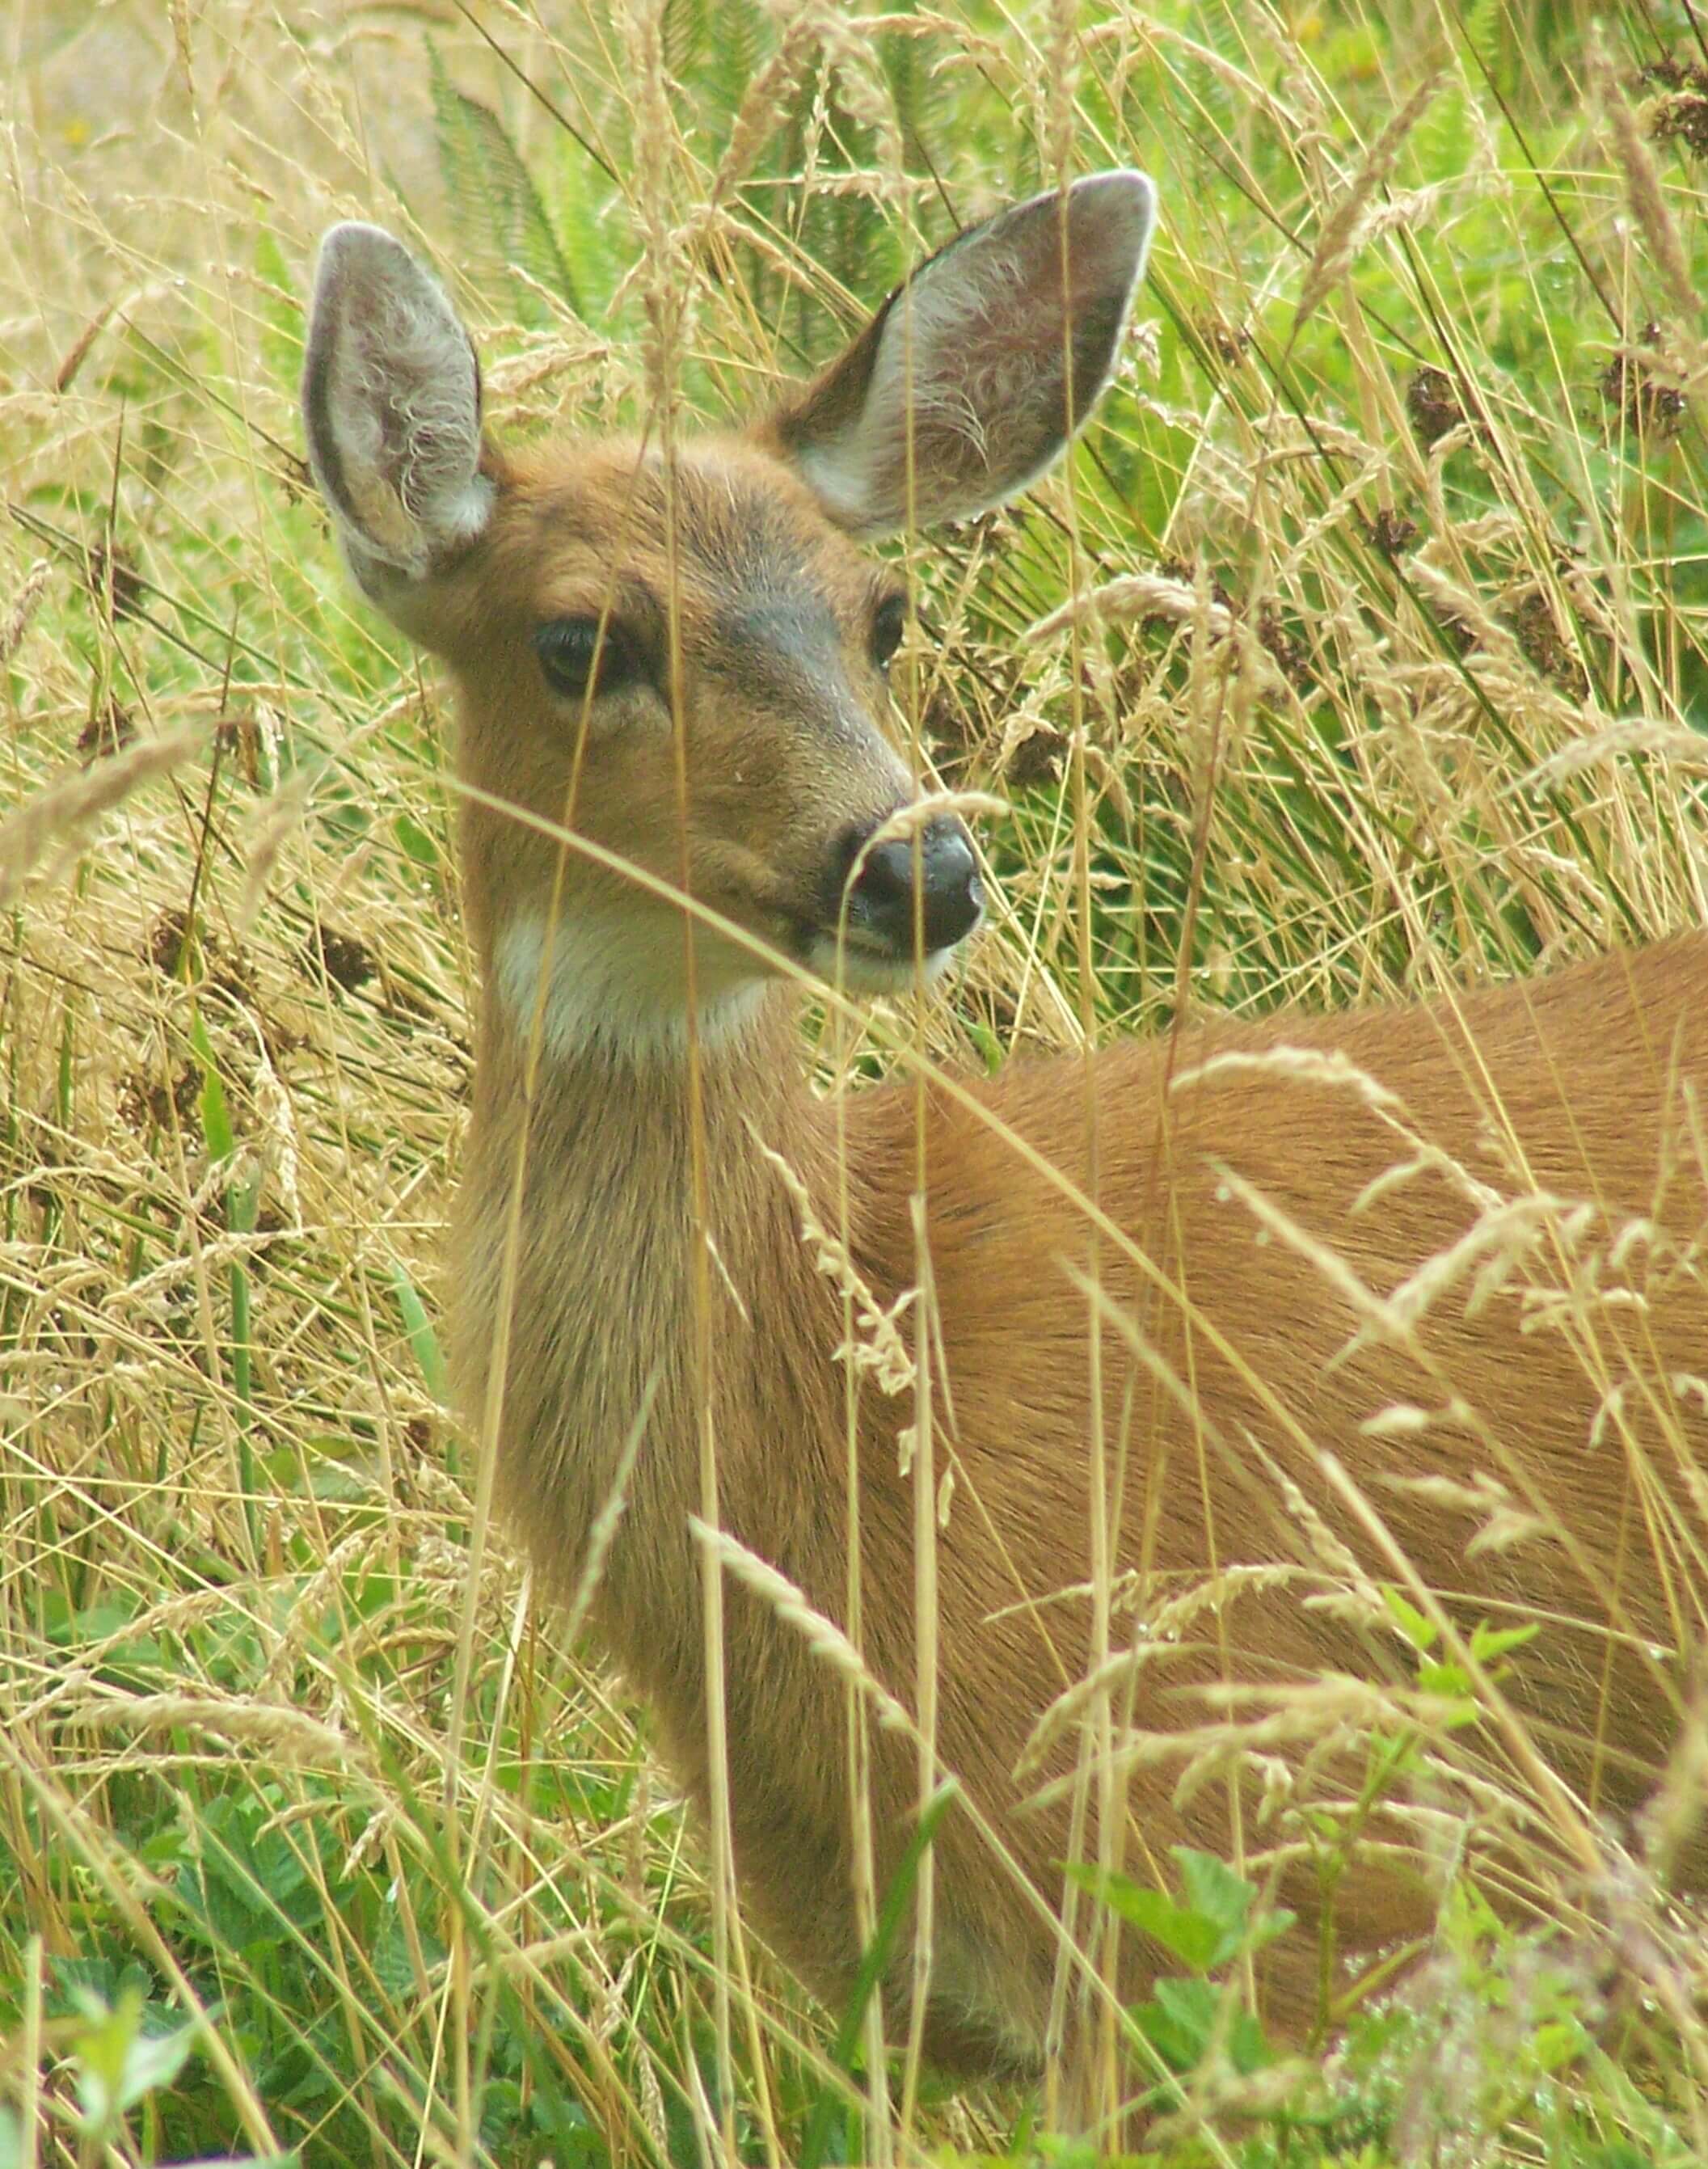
[491, 436, 888, 633]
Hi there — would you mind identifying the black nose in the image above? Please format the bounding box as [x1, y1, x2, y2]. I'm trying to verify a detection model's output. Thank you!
[831, 812, 984, 956]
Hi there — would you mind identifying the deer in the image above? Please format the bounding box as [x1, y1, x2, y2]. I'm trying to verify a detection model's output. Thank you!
[302, 171, 1708, 2117]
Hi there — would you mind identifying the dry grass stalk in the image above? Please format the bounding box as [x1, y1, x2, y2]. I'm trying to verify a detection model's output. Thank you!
[60, 1689, 365, 1770]
[754, 1129, 917, 1396]
[690, 1518, 913, 1736]
[1, 559, 51, 665]
[1027, 568, 1238, 644]
[0, 724, 205, 902]
[706, 4, 823, 212]
[1289, 72, 1440, 340]
[4, 6, 1708, 2161]
[1591, 27, 1700, 335]
[1516, 717, 1708, 787]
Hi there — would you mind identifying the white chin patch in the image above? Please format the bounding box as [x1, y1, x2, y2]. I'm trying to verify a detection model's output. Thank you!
[494, 914, 767, 1066]
[804, 935, 958, 996]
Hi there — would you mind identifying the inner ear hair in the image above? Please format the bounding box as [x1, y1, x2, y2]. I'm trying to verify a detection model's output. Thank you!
[302, 222, 493, 589]
[766, 170, 1157, 537]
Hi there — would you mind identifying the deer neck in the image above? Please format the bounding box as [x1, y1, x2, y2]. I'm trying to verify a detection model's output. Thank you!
[452, 900, 850, 1668]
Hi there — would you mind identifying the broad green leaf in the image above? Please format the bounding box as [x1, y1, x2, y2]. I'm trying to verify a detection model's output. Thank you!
[1069, 1865, 1225, 1972]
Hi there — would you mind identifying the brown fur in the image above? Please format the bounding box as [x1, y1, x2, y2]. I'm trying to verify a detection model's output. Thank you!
[431, 433, 1708, 2078]
[302, 197, 1708, 2114]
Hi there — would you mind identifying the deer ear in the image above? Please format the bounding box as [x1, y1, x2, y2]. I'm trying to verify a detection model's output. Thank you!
[302, 222, 493, 615]
[767, 171, 1156, 538]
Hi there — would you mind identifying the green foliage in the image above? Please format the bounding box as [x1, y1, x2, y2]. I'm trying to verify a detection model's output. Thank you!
[390, 1260, 447, 1403]
[68, 1989, 201, 2147]
[1082, 1848, 1295, 1981]
[1069, 1850, 1289, 2112]
[6, 0, 1708, 2164]
[428, 40, 580, 321]
[32, 1978, 297, 2168]
[799, 1782, 962, 2169]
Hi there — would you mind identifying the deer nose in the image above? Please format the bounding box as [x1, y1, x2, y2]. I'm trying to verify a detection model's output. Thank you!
[833, 813, 985, 956]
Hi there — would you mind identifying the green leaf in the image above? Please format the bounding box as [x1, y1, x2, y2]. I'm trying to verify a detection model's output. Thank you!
[1381, 1585, 1438, 1651]
[799, 1779, 959, 2169]
[1530, 2018, 1582, 2074]
[71, 1985, 142, 2137]
[47, 1956, 154, 2015]
[189, 1012, 234, 1163]
[964, 1017, 1005, 1074]
[1172, 1847, 1257, 1952]
[427, 40, 578, 318]
[1226, 2003, 1272, 2074]
[393, 812, 442, 871]
[1073, 1850, 1292, 1981]
[390, 1262, 447, 1402]
[1069, 1866, 1225, 1972]
[70, 1989, 197, 2133]
[1470, 1618, 1540, 1664]
[175, 1794, 322, 1956]
[1134, 1975, 1217, 2072]
[1132, 1972, 1273, 2082]
[115, 2015, 199, 2111]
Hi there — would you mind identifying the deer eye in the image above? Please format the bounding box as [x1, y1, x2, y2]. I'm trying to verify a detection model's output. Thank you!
[870, 593, 909, 673]
[533, 616, 646, 703]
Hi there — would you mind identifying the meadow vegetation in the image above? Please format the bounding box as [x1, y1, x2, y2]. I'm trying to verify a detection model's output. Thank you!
[2, 1, 1708, 2162]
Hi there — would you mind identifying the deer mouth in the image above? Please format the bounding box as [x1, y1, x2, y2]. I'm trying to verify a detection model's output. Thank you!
[798, 915, 975, 994]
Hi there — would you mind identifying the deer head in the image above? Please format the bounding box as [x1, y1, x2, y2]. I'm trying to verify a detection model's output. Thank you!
[302, 174, 1156, 1060]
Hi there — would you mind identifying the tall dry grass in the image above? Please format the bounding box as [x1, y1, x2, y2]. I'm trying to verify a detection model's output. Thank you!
[2, 2, 1707, 2163]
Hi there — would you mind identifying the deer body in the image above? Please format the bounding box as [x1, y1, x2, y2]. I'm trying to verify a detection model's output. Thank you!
[304, 177, 1708, 2096]
[457, 926, 1708, 2067]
